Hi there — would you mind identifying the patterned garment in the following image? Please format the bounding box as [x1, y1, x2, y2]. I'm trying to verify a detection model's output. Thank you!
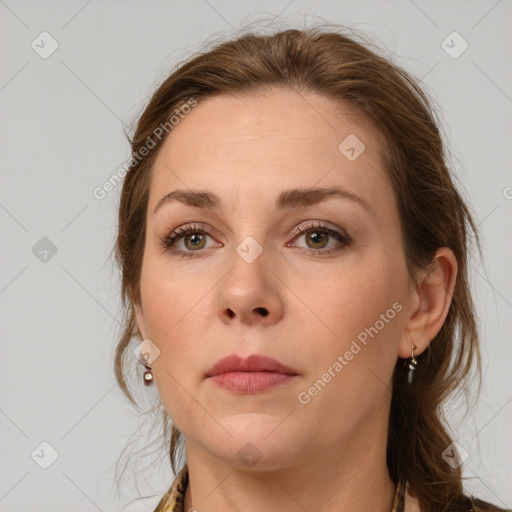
[152, 465, 509, 512]
[153, 464, 189, 512]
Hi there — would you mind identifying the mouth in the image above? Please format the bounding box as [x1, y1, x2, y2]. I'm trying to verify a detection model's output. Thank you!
[205, 354, 299, 394]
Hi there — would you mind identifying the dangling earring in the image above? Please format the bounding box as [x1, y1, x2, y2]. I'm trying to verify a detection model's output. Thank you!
[407, 344, 418, 384]
[136, 338, 158, 387]
[143, 363, 153, 386]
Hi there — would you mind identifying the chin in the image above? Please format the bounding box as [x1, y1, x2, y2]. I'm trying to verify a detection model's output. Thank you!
[219, 412, 292, 438]
[201, 423, 301, 471]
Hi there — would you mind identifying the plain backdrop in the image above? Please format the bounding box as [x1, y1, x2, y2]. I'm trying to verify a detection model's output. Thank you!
[1, 1, 511, 511]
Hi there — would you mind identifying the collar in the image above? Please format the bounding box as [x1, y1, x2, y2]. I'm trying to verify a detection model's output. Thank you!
[153, 465, 405, 512]
[152, 464, 189, 512]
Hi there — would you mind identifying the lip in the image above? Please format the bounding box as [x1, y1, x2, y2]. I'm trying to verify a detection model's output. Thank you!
[206, 354, 298, 377]
[205, 354, 299, 394]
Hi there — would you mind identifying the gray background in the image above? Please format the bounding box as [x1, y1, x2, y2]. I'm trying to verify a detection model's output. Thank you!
[1, 0, 511, 510]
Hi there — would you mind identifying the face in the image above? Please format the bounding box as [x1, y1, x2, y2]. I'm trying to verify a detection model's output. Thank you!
[135, 88, 415, 471]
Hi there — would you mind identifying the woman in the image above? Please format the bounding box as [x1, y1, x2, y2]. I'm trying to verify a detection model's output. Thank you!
[113, 25, 509, 512]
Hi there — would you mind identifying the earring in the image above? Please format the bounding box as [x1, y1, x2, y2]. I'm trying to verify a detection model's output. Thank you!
[407, 344, 418, 384]
[143, 363, 154, 386]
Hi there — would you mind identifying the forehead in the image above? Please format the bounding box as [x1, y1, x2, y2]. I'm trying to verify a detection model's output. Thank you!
[148, 88, 390, 212]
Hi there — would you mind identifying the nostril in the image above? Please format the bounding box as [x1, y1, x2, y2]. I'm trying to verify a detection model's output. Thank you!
[255, 307, 269, 317]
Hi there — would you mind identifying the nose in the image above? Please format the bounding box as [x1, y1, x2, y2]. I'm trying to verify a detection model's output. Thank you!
[216, 242, 285, 326]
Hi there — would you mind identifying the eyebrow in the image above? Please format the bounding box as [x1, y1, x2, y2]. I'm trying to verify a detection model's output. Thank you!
[153, 186, 372, 215]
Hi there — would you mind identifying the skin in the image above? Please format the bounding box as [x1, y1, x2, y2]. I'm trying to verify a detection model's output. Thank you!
[134, 88, 457, 512]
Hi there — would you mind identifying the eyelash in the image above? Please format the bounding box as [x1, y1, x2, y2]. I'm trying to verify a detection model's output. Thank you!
[159, 221, 352, 259]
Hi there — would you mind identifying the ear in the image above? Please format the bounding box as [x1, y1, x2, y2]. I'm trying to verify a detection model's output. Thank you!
[134, 302, 147, 340]
[398, 247, 458, 359]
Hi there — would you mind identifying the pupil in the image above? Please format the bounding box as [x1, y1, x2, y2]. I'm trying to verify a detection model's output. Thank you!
[309, 231, 326, 247]
[187, 233, 204, 249]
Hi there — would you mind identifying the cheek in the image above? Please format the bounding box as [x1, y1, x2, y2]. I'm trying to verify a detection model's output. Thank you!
[140, 276, 206, 429]
[139, 263, 201, 382]
[315, 263, 401, 337]
[300, 258, 404, 384]
[139, 255, 202, 340]
[295, 276, 402, 441]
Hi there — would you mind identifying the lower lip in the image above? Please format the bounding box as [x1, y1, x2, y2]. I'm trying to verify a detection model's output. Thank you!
[207, 371, 297, 394]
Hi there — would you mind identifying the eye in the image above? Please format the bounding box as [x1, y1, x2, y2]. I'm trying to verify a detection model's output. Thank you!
[159, 220, 352, 259]
[287, 221, 352, 257]
[159, 223, 220, 258]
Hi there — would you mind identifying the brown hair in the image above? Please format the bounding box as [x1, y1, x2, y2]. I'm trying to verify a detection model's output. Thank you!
[113, 24, 485, 511]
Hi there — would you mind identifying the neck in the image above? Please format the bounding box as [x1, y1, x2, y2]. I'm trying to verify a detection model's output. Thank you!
[183, 403, 395, 511]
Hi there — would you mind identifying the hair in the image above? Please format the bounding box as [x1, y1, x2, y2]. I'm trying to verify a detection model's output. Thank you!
[113, 23, 487, 511]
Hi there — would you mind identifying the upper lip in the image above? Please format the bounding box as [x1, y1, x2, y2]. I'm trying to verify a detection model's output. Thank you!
[206, 354, 298, 377]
